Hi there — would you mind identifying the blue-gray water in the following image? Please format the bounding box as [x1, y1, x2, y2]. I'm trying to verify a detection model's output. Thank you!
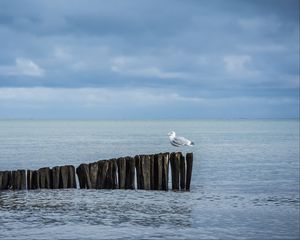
[0, 120, 299, 239]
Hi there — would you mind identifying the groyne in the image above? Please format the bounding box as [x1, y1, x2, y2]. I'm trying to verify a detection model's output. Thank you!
[0, 152, 193, 191]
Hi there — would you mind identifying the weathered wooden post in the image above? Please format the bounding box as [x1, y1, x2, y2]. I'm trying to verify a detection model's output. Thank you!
[58, 165, 76, 188]
[89, 162, 98, 189]
[140, 155, 151, 190]
[51, 166, 60, 189]
[27, 170, 40, 189]
[149, 155, 157, 190]
[125, 157, 135, 189]
[11, 170, 26, 190]
[0, 171, 4, 190]
[20, 170, 26, 190]
[69, 165, 76, 188]
[96, 160, 104, 189]
[186, 153, 193, 190]
[100, 160, 110, 189]
[117, 157, 126, 189]
[0, 171, 11, 190]
[39, 167, 52, 189]
[135, 155, 142, 189]
[111, 159, 118, 189]
[155, 153, 162, 190]
[60, 166, 69, 188]
[76, 164, 91, 189]
[180, 154, 186, 190]
[170, 152, 181, 190]
[162, 152, 169, 191]
[104, 160, 114, 189]
[27, 170, 33, 189]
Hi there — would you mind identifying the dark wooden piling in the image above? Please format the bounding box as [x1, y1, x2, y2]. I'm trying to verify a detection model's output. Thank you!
[68, 165, 76, 188]
[96, 160, 104, 189]
[51, 166, 60, 189]
[76, 164, 91, 189]
[89, 162, 98, 189]
[186, 153, 193, 191]
[58, 165, 76, 188]
[60, 166, 69, 188]
[180, 154, 186, 190]
[140, 155, 151, 190]
[27, 170, 33, 189]
[39, 167, 52, 189]
[125, 157, 135, 189]
[162, 152, 169, 191]
[111, 159, 118, 189]
[150, 155, 157, 190]
[0, 171, 11, 190]
[0, 171, 4, 190]
[97, 160, 112, 189]
[134, 155, 142, 189]
[27, 170, 40, 189]
[2, 151, 193, 191]
[155, 154, 162, 190]
[117, 157, 126, 189]
[104, 160, 114, 189]
[11, 170, 26, 190]
[11, 171, 17, 189]
[170, 152, 181, 190]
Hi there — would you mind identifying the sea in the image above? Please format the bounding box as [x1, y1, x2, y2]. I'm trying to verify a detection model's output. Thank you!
[0, 120, 299, 240]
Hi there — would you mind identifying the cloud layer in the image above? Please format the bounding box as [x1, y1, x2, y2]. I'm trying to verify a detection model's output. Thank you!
[0, 0, 299, 119]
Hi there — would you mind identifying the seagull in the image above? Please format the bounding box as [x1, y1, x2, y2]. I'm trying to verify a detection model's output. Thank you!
[168, 131, 194, 147]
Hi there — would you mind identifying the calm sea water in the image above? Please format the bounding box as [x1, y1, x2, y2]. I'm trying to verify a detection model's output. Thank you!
[0, 120, 299, 240]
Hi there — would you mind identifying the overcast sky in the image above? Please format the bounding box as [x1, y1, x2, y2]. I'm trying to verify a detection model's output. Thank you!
[0, 0, 299, 119]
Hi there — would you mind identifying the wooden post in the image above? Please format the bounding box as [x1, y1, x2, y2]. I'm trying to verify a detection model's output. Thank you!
[97, 160, 109, 189]
[68, 165, 76, 188]
[11, 171, 18, 190]
[125, 157, 135, 189]
[60, 166, 69, 188]
[140, 155, 151, 190]
[76, 164, 91, 189]
[0, 171, 11, 190]
[27, 170, 33, 190]
[135, 155, 142, 189]
[186, 153, 193, 191]
[59, 165, 76, 188]
[39, 167, 52, 189]
[111, 159, 118, 189]
[32, 170, 40, 189]
[104, 160, 114, 189]
[0, 171, 3, 190]
[11, 170, 26, 190]
[170, 152, 181, 190]
[28, 170, 40, 189]
[89, 162, 98, 189]
[19, 170, 26, 190]
[96, 161, 104, 189]
[51, 166, 60, 189]
[162, 152, 169, 191]
[117, 157, 126, 189]
[149, 155, 156, 190]
[156, 154, 163, 190]
[180, 154, 186, 190]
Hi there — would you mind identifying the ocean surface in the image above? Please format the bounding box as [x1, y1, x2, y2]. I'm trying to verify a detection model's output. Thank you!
[0, 120, 299, 240]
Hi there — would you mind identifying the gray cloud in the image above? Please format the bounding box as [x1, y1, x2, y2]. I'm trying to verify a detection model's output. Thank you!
[0, 0, 298, 118]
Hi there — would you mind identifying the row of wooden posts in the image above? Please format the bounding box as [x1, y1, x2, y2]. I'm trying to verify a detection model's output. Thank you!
[0, 152, 193, 191]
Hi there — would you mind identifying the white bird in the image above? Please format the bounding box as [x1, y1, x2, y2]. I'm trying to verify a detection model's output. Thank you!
[168, 131, 194, 147]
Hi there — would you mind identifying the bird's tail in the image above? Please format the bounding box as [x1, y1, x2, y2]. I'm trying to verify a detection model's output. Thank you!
[190, 141, 195, 146]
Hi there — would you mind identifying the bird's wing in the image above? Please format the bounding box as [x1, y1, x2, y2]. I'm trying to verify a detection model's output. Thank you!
[173, 136, 191, 146]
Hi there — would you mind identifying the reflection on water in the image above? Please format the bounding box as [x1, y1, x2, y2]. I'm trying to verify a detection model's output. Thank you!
[0, 188, 299, 239]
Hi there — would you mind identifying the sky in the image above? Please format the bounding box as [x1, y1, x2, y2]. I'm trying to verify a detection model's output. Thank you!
[0, 0, 299, 119]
